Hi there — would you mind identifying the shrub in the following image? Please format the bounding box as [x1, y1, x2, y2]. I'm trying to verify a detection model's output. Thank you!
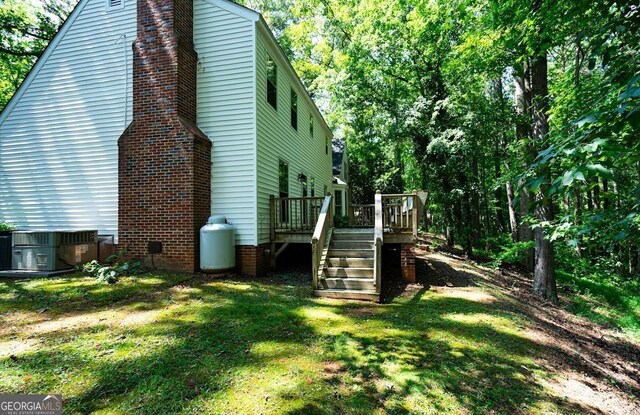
[334, 214, 349, 228]
[81, 248, 142, 284]
[0, 220, 15, 231]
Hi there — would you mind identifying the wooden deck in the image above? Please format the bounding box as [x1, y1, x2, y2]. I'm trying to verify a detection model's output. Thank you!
[270, 193, 419, 244]
[269, 193, 420, 301]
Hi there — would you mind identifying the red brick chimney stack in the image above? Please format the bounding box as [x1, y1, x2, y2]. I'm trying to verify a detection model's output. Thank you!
[118, 0, 211, 272]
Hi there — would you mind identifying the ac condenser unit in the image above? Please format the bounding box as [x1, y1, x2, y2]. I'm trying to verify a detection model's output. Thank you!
[12, 230, 98, 271]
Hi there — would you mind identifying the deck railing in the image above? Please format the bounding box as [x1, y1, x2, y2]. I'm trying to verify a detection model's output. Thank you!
[270, 196, 325, 237]
[381, 193, 419, 235]
[311, 195, 333, 289]
[348, 204, 375, 227]
[374, 193, 383, 293]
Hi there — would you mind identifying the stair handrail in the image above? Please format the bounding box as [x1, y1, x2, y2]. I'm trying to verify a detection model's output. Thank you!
[311, 194, 333, 289]
[374, 192, 383, 293]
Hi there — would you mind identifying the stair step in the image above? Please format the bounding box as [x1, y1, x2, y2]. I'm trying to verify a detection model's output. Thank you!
[330, 240, 374, 249]
[319, 278, 375, 290]
[314, 289, 380, 302]
[327, 249, 374, 258]
[325, 257, 374, 268]
[332, 230, 374, 240]
[324, 267, 373, 278]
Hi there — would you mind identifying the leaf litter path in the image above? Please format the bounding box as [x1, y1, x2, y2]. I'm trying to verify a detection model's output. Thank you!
[411, 237, 640, 415]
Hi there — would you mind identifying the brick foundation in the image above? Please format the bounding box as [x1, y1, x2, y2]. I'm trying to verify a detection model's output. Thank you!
[236, 244, 271, 277]
[400, 243, 416, 283]
[117, 0, 211, 273]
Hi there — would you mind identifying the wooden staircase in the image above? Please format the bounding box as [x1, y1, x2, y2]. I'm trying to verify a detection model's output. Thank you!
[313, 229, 380, 302]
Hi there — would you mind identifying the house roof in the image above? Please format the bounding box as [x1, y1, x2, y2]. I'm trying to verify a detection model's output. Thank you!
[332, 139, 345, 175]
[1, 0, 334, 137]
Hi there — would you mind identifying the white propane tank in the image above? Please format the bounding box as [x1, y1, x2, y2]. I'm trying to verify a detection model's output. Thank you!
[200, 215, 235, 272]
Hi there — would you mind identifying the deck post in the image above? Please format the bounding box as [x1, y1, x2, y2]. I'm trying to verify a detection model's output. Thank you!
[269, 195, 276, 242]
[374, 193, 383, 294]
[269, 195, 276, 269]
[412, 193, 419, 238]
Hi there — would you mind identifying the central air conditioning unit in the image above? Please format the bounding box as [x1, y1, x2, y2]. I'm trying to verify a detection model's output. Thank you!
[12, 230, 98, 271]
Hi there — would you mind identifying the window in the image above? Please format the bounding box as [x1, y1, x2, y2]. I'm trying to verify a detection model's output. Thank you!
[325, 137, 329, 155]
[106, 0, 124, 10]
[335, 190, 343, 216]
[290, 89, 298, 130]
[309, 115, 314, 137]
[279, 160, 289, 221]
[267, 55, 277, 109]
[323, 185, 327, 195]
[310, 178, 315, 197]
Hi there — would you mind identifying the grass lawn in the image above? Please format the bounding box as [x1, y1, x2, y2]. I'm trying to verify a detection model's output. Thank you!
[1, 253, 638, 414]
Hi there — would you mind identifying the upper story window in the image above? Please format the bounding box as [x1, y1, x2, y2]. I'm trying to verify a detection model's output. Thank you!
[309, 115, 314, 137]
[325, 137, 329, 155]
[106, 0, 124, 11]
[290, 89, 298, 130]
[266, 55, 277, 110]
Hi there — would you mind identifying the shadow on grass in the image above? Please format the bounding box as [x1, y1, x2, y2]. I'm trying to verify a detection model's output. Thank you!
[0, 273, 193, 316]
[3, 271, 639, 414]
[281, 292, 601, 414]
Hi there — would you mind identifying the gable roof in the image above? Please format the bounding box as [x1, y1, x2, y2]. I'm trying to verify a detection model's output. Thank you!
[0, 0, 89, 124]
[332, 139, 345, 175]
[1, 0, 333, 138]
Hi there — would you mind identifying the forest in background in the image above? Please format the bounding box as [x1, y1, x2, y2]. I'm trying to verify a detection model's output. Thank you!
[1, 1, 638, 312]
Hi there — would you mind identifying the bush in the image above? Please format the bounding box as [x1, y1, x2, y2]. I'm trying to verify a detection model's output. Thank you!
[0, 220, 15, 231]
[81, 248, 142, 284]
[334, 214, 349, 228]
[480, 234, 534, 268]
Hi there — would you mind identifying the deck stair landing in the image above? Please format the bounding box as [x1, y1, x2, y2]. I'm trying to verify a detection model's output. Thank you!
[314, 228, 380, 302]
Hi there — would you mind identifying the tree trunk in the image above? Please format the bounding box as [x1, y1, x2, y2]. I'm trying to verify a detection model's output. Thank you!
[530, 46, 557, 303]
[464, 198, 474, 256]
[445, 206, 455, 247]
[518, 183, 535, 270]
[574, 185, 583, 257]
[492, 78, 507, 234]
[471, 158, 481, 245]
[506, 180, 519, 242]
[592, 177, 601, 210]
[514, 61, 535, 270]
[602, 178, 610, 210]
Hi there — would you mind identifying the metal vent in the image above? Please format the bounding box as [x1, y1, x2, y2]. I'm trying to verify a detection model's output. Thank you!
[106, 0, 123, 10]
[12, 231, 98, 247]
[59, 231, 97, 245]
[13, 232, 52, 247]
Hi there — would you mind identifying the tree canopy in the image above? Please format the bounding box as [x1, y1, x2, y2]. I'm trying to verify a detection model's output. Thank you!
[241, 0, 640, 301]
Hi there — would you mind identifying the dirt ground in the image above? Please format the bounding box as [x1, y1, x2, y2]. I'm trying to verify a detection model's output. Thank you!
[401, 235, 640, 415]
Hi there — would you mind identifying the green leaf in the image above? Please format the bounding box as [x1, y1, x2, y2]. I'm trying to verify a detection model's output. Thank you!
[575, 115, 596, 127]
[586, 164, 613, 179]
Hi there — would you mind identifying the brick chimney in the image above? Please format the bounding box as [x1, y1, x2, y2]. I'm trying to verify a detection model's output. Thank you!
[118, 0, 211, 272]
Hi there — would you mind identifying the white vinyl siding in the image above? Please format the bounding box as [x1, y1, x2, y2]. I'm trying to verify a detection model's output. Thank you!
[255, 28, 333, 244]
[194, 0, 257, 245]
[0, 0, 135, 240]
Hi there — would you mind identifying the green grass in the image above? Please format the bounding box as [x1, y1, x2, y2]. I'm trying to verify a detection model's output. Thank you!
[0, 273, 587, 414]
[556, 270, 640, 338]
